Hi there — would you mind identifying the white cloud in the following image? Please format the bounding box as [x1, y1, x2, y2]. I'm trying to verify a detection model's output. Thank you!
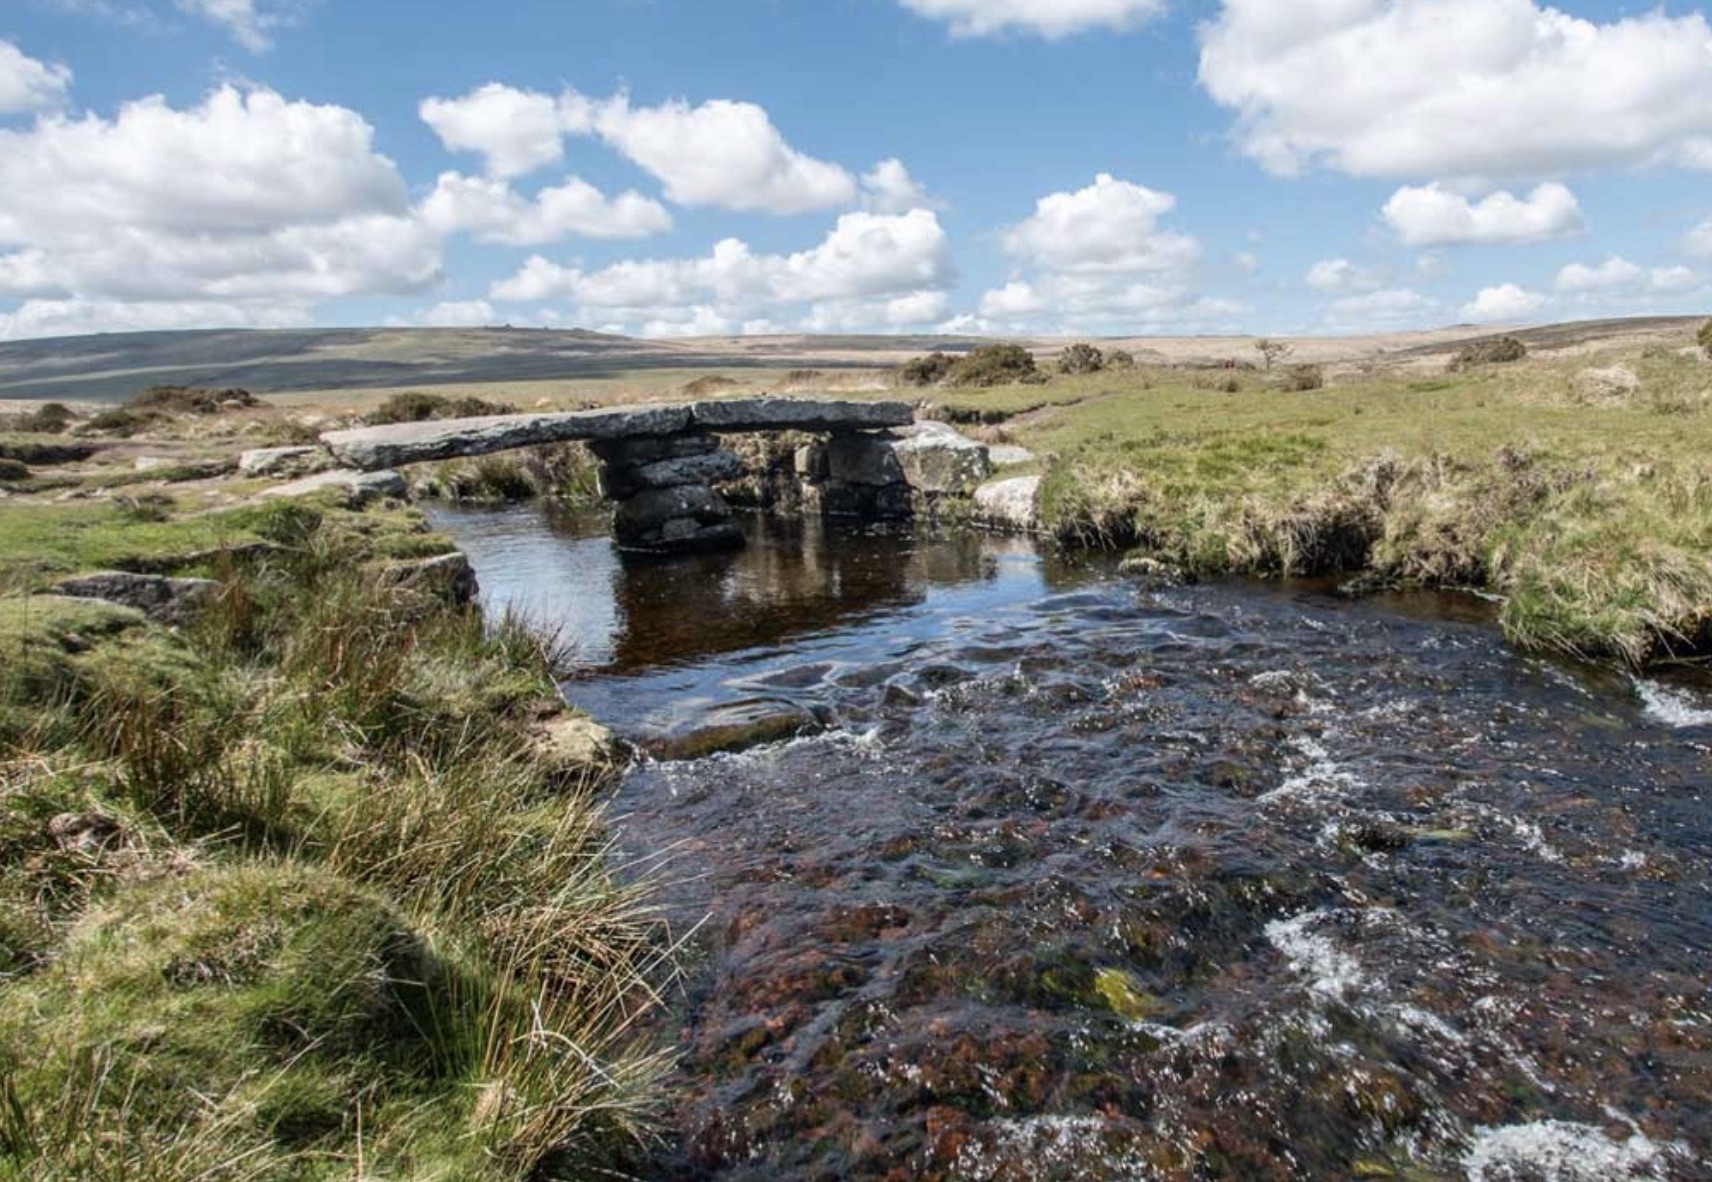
[176, 0, 296, 51]
[1199, 0, 1712, 179]
[802, 290, 951, 333]
[0, 41, 72, 115]
[1688, 220, 1712, 259]
[491, 210, 953, 334]
[0, 297, 310, 342]
[1233, 251, 1260, 273]
[1461, 284, 1546, 322]
[1325, 288, 1439, 331]
[862, 159, 938, 214]
[419, 172, 671, 245]
[562, 90, 856, 214]
[974, 173, 1227, 333]
[0, 86, 440, 334]
[897, 0, 1166, 39]
[1556, 256, 1699, 296]
[1382, 183, 1583, 248]
[1002, 173, 1198, 274]
[420, 84, 567, 180]
[1306, 258, 1381, 293]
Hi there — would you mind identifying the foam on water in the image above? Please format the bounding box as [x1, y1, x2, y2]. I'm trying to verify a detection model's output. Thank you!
[1636, 679, 1712, 729]
[950, 1116, 1165, 1182]
[1463, 1119, 1683, 1181]
[1264, 909, 1367, 1002]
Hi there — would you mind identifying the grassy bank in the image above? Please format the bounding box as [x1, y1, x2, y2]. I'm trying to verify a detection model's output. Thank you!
[0, 488, 669, 1179]
[943, 340, 1712, 666]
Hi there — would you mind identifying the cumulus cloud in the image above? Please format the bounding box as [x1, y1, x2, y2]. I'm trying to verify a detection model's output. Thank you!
[176, 0, 297, 51]
[416, 299, 496, 328]
[561, 90, 856, 214]
[419, 172, 672, 245]
[973, 173, 1230, 333]
[1382, 183, 1583, 248]
[1461, 284, 1546, 322]
[0, 86, 440, 337]
[420, 84, 568, 179]
[1002, 173, 1198, 274]
[490, 209, 953, 335]
[1688, 220, 1712, 259]
[0, 41, 72, 115]
[1305, 258, 1381, 293]
[1199, 0, 1712, 179]
[1556, 256, 1699, 295]
[862, 159, 938, 214]
[0, 297, 310, 341]
[897, 0, 1164, 39]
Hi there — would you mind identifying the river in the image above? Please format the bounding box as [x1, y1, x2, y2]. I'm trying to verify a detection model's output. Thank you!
[429, 503, 1712, 1182]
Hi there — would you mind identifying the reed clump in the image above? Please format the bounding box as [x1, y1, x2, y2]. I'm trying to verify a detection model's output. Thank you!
[0, 492, 670, 1181]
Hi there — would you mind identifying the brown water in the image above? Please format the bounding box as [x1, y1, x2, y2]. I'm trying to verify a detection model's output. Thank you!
[431, 504, 1712, 1182]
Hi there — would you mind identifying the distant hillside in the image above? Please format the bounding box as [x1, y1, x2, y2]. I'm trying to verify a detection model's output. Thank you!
[0, 327, 987, 403]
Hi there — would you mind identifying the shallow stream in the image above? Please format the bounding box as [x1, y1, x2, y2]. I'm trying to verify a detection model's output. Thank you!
[430, 503, 1712, 1181]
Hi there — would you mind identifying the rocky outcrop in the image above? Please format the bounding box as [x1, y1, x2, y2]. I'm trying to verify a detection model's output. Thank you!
[52, 571, 221, 626]
[1571, 365, 1641, 402]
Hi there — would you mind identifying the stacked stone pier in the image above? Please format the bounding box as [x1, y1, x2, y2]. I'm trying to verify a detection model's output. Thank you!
[320, 397, 925, 554]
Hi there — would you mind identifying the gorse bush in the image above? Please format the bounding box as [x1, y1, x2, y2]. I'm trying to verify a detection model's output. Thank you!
[1058, 343, 1105, 375]
[1448, 336, 1527, 372]
[1698, 317, 1712, 359]
[897, 352, 956, 388]
[367, 391, 517, 425]
[945, 344, 1042, 388]
[128, 385, 260, 415]
[1282, 363, 1326, 392]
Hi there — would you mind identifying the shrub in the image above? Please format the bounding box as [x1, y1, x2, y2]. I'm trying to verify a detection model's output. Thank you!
[1448, 336, 1527, 372]
[945, 344, 1040, 388]
[0, 459, 29, 483]
[20, 404, 74, 434]
[1058, 343, 1105, 375]
[1282, 363, 1326, 392]
[82, 408, 146, 437]
[367, 391, 514, 425]
[1698, 318, 1712, 359]
[898, 352, 957, 387]
[681, 375, 742, 397]
[1106, 349, 1137, 370]
[127, 385, 259, 415]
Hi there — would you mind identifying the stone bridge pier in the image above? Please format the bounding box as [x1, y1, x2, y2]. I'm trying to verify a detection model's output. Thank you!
[319, 397, 1004, 555]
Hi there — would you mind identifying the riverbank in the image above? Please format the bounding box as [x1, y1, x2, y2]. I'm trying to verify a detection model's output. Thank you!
[950, 336, 1712, 667]
[0, 462, 666, 1176]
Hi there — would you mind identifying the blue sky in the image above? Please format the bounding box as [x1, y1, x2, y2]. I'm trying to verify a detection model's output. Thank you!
[1, 0, 1710, 341]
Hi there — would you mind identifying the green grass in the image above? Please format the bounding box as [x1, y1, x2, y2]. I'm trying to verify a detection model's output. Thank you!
[0, 490, 670, 1180]
[1010, 344, 1712, 665]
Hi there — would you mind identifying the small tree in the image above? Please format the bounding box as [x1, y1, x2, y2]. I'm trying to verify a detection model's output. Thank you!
[1255, 338, 1294, 371]
[1698, 318, 1712, 359]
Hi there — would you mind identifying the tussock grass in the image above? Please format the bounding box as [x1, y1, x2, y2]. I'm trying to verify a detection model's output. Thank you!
[0, 494, 670, 1179]
[1018, 337, 1712, 665]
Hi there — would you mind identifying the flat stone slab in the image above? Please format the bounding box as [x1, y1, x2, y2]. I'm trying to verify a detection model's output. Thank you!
[690, 398, 914, 434]
[322, 405, 693, 470]
[321, 399, 915, 472]
[263, 468, 408, 505]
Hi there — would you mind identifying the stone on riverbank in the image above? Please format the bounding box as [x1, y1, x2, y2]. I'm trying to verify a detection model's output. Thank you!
[972, 475, 1042, 532]
[263, 469, 408, 506]
[238, 446, 328, 477]
[51, 571, 221, 626]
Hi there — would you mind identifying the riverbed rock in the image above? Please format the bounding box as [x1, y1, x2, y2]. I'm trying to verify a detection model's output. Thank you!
[691, 398, 914, 434]
[322, 405, 694, 470]
[890, 421, 993, 495]
[1571, 365, 1642, 402]
[238, 446, 327, 477]
[263, 468, 408, 506]
[972, 475, 1041, 532]
[643, 699, 825, 762]
[51, 571, 221, 626]
[614, 484, 731, 533]
[599, 449, 745, 499]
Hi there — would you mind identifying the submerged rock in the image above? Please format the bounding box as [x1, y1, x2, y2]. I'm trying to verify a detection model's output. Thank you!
[643, 699, 825, 762]
[534, 713, 625, 789]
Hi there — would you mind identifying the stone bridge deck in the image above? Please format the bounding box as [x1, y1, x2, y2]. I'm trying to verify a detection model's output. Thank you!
[319, 397, 951, 554]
